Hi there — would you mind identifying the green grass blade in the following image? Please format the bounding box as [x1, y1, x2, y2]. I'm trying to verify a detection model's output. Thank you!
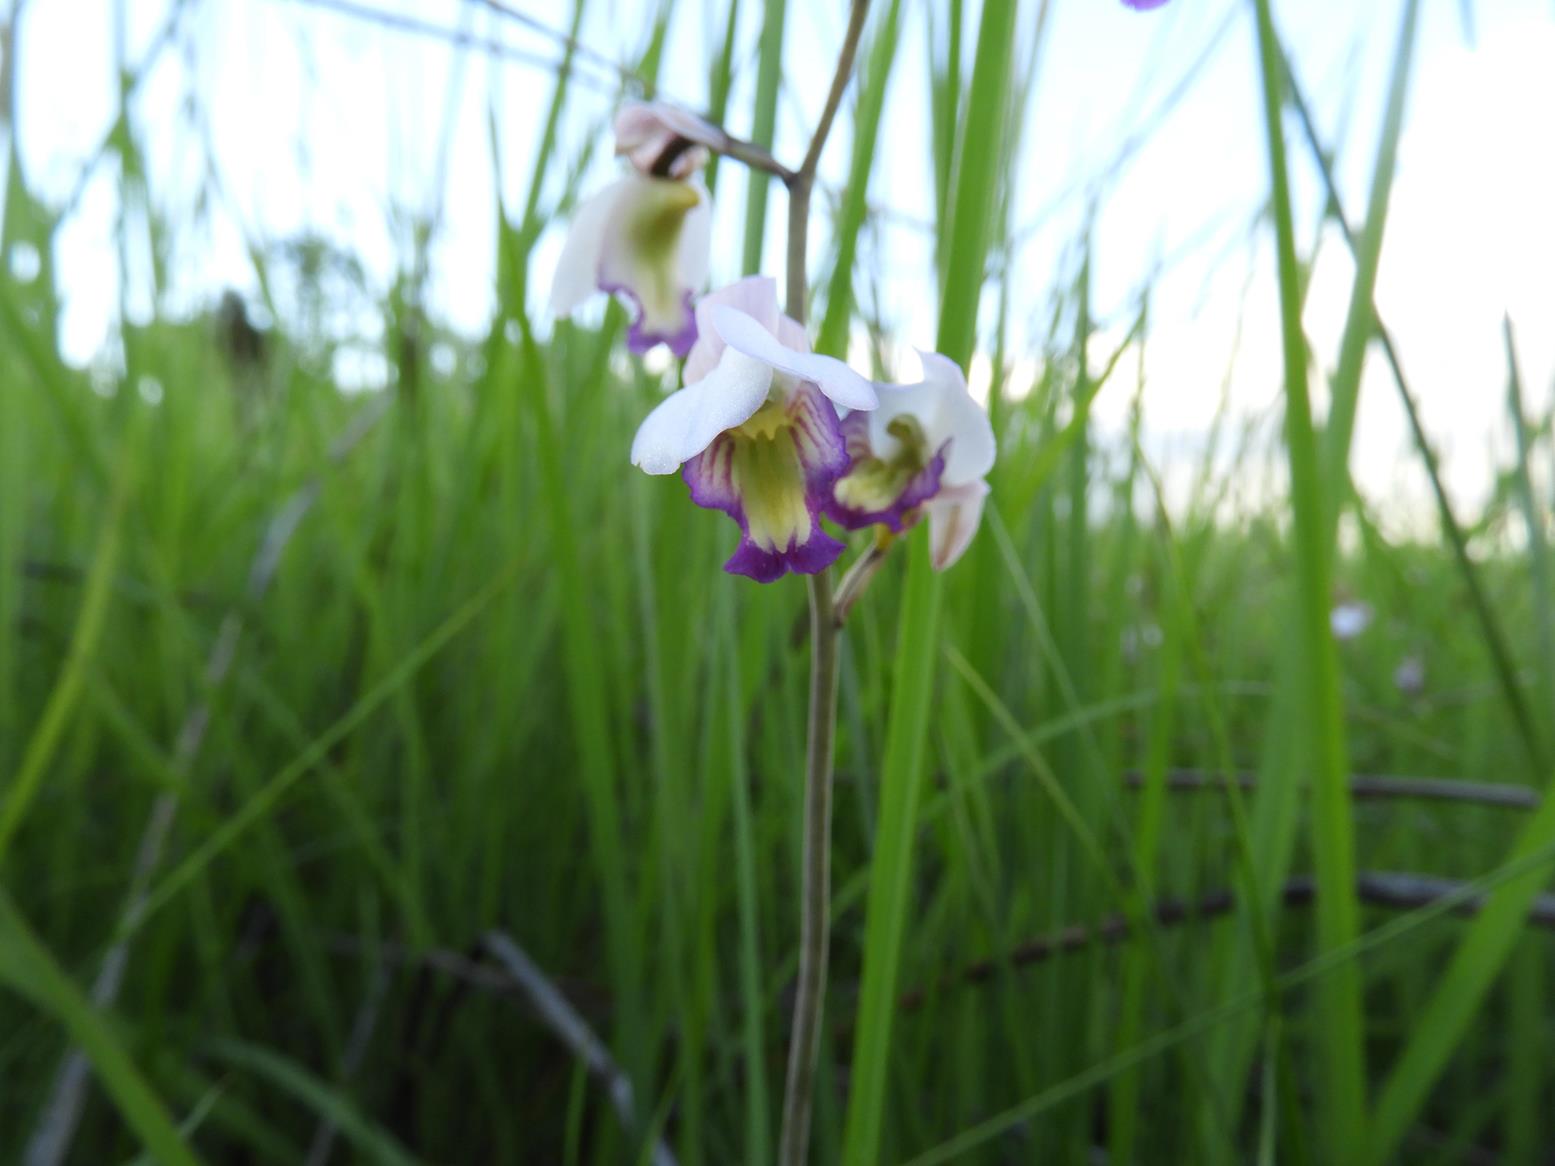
[933, 0, 1016, 369]
[839, 3, 1017, 1160]
[1250, 0, 1367, 1155]
[205, 1039, 419, 1166]
[741, 0, 787, 276]
[0, 455, 127, 864]
[1365, 769, 1555, 1163]
[907, 838, 1555, 1166]
[838, 533, 943, 1166]
[703, 2, 741, 197]
[1318, 0, 1421, 522]
[131, 557, 522, 931]
[0, 890, 200, 1166]
[816, 0, 903, 358]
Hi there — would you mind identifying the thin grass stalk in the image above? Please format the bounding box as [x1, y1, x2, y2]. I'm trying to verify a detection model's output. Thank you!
[0, 455, 127, 864]
[1281, 38, 1549, 777]
[1201, 11, 1432, 1133]
[816, 0, 903, 359]
[777, 568, 839, 1166]
[775, 5, 870, 1162]
[1318, 0, 1421, 525]
[719, 589, 772, 1166]
[1504, 317, 1553, 1161]
[703, 1, 741, 198]
[1249, 0, 1366, 1155]
[1504, 317, 1555, 727]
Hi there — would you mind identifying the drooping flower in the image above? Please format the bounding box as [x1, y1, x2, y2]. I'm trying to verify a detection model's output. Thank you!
[550, 102, 723, 356]
[631, 276, 879, 582]
[827, 351, 995, 570]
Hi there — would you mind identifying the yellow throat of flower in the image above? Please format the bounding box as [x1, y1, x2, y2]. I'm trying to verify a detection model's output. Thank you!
[833, 415, 931, 515]
[729, 402, 814, 552]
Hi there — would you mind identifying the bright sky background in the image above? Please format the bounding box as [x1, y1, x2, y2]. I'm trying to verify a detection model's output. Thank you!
[9, 0, 1555, 524]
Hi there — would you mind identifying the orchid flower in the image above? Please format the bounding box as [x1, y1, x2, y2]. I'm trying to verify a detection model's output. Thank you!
[827, 351, 995, 571]
[550, 102, 722, 356]
[631, 276, 879, 583]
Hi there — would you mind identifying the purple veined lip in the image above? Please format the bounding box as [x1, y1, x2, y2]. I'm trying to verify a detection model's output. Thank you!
[680, 382, 850, 583]
[1121, 0, 1172, 9]
[826, 413, 950, 533]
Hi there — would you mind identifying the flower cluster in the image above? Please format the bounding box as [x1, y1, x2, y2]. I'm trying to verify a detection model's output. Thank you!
[552, 102, 996, 583]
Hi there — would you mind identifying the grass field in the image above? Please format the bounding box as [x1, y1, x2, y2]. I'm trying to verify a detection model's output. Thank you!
[3, 0, 1554, 1163]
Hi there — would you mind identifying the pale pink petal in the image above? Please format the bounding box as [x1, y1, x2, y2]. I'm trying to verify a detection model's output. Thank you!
[614, 102, 722, 178]
[710, 304, 877, 410]
[684, 276, 782, 383]
[925, 479, 990, 571]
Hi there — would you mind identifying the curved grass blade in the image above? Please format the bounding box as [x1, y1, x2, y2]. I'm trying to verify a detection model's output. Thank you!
[839, 3, 1017, 1161]
[1250, 0, 1366, 1154]
[0, 453, 128, 863]
[205, 1039, 418, 1166]
[0, 890, 199, 1166]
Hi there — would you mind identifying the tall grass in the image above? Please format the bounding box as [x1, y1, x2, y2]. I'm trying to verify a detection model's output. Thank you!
[2, 0, 1553, 1163]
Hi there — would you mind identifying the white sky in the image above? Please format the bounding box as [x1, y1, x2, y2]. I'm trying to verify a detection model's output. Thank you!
[9, 0, 1555, 523]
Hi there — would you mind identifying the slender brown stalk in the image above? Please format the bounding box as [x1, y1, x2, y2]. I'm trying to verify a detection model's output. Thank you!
[776, 4, 871, 1163]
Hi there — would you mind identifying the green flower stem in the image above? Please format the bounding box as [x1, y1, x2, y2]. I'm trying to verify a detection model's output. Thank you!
[775, 4, 870, 1163]
[777, 567, 840, 1166]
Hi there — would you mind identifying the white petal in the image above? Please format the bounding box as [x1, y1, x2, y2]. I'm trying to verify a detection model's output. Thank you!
[925, 479, 989, 571]
[630, 347, 773, 474]
[709, 304, 877, 411]
[550, 180, 629, 317]
[921, 353, 996, 483]
[871, 351, 996, 483]
[866, 379, 943, 461]
[684, 276, 783, 383]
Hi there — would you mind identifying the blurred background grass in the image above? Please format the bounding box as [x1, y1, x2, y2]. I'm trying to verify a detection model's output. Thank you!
[2, 0, 1554, 1163]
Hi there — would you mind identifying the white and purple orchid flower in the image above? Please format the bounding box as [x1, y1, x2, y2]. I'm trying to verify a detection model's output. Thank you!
[827, 351, 995, 571]
[631, 276, 879, 583]
[550, 102, 722, 357]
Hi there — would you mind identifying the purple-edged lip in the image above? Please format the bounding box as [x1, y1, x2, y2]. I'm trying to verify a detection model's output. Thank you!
[603, 282, 698, 358]
[680, 383, 850, 583]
